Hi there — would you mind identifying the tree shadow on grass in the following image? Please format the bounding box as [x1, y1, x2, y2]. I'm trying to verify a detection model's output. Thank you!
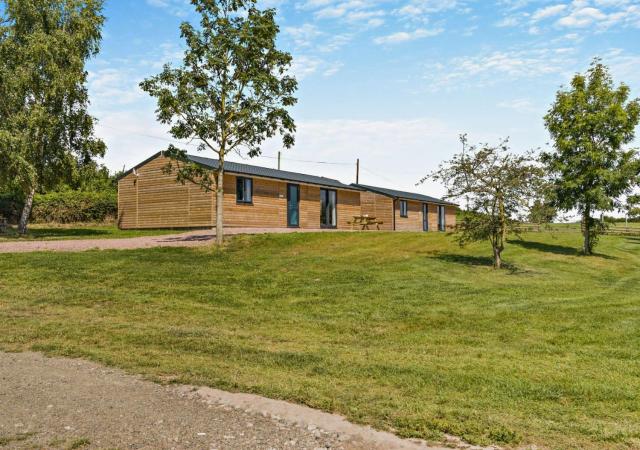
[433, 254, 522, 274]
[508, 238, 617, 260]
[508, 239, 579, 256]
[1, 226, 110, 239]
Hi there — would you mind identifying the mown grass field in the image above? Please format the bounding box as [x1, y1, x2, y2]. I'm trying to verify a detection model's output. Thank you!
[0, 223, 180, 241]
[1, 231, 639, 449]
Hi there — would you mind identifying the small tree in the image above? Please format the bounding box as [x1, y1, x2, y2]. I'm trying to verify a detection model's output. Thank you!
[140, 0, 297, 246]
[0, 0, 106, 234]
[430, 135, 543, 269]
[543, 59, 640, 255]
[627, 194, 640, 220]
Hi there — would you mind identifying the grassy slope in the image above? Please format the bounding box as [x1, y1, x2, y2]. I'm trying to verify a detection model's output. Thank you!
[0, 224, 183, 241]
[0, 232, 639, 449]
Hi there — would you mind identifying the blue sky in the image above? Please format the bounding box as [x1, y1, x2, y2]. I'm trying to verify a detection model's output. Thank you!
[90, 0, 640, 197]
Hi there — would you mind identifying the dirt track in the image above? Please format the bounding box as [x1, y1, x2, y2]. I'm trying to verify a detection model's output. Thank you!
[0, 228, 327, 253]
[0, 352, 447, 450]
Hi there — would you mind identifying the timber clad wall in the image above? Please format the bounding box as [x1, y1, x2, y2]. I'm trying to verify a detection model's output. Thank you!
[360, 192, 394, 231]
[394, 200, 424, 232]
[118, 155, 362, 230]
[118, 154, 457, 231]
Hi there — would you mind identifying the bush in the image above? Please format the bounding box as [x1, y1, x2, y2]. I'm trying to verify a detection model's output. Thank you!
[0, 190, 117, 224]
[31, 190, 117, 223]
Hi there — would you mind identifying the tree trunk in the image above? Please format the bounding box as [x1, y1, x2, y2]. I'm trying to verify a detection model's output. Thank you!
[215, 167, 224, 246]
[493, 245, 502, 269]
[582, 210, 591, 255]
[18, 186, 36, 235]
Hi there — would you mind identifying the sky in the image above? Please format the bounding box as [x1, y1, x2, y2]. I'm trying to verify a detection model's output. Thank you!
[89, 0, 640, 198]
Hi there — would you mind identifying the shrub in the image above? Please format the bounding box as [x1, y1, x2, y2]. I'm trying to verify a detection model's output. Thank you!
[0, 190, 117, 224]
[31, 190, 117, 223]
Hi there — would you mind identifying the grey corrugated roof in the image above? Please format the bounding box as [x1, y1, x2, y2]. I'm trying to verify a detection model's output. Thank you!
[353, 183, 457, 206]
[188, 154, 360, 191]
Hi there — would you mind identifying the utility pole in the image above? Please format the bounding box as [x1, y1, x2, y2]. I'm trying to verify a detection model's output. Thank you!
[278, 151, 281, 170]
[356, 158, 360, 184]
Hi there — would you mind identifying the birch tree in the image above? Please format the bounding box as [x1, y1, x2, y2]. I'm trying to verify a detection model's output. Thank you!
[140, 0, 297, 246]
[0, 0, 105, 234]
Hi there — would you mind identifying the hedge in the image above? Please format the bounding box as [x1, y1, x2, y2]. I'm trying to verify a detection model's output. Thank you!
[0, 190, 117, 224]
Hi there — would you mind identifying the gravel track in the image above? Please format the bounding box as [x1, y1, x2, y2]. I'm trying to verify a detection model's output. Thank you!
[0, 228, 331, 253]
[0, 352, 448, 450]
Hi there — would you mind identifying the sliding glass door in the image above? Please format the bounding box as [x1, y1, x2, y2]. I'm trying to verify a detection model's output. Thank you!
[287, 184, 300, 227]
[320, 189, 337, 228]
[422, 204, 429, 231]
[438, 205, 446, 231]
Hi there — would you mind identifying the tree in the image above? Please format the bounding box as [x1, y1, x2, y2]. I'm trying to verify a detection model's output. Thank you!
[430, 135, 543, 269]
[140, 0, 297, 246]
[0, 0, 106, 234]
[627, 194, 640, 220]
[543, 59, 640, 255]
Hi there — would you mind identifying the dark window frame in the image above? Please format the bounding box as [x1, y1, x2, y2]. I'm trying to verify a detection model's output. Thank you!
[438, 205, 446, 231]
[287, 183, 300, 228]
[399, 200, 408, 218]
[236, 177, 253, 204]
[423, 203, 429, 231]
[320, 188, 338, 229]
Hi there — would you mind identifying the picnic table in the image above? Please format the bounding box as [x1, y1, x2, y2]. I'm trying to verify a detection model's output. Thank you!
[348, 215, 383, 230]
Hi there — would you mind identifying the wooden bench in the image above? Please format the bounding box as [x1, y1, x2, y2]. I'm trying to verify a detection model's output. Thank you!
[348, 216, 383, 230]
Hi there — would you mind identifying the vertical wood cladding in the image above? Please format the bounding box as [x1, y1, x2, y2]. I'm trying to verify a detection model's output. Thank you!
[359, 191, 394, 231]
[117, 155, 362, 230]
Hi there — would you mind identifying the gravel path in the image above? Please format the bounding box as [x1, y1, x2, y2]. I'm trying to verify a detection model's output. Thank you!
[0, 352, 447, 450]
[0, 228, 331, 254]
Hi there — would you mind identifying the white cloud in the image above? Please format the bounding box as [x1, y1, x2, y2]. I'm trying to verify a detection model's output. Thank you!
[497, 98, 538, 113]
[146, 0, 191, 17]
[532, 4, 568, 21]
[88, 68, 145, 108]
[374, 27, 443, 44]
[423, 47, 579, 89]
[557, 6, 607, 27]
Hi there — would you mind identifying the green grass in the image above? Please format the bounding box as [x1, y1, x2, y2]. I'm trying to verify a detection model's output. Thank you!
[0, 224, 184, 241]
[0, 231, 639, 449]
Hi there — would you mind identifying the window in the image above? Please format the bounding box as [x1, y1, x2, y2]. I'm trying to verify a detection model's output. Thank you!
[399, 200, 408, 218]
[320, 189, 337, 228]
[438, 205, 446, 231]
[236, 177, 253, 204]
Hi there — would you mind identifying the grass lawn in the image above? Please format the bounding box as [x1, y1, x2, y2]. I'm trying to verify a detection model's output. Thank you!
[1, 231, 639, 449]
[0, 223, 184, 241]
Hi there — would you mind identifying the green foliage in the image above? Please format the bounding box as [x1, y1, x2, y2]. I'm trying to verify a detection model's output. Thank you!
[140, 0, 297, 244]
[627, 194, 640, 219]
[543, 59, 640, 254]
[0, 0, 106, 232]
[0, 190, 116, 224]
[528, 198, 557, 224]
[430, 134, 543, 268]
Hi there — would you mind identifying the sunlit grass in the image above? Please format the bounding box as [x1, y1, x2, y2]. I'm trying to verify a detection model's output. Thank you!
[1, 231, 639, 449]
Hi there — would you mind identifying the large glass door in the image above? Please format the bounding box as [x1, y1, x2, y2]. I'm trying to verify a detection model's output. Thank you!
[422, 204, 429, 231]
[320, 189, 337, 228]
[287, 184, 300, 227]
[438, 205, 446, 231]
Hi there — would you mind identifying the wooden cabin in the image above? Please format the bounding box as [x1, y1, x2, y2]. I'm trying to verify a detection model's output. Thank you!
[353, 184, 457, 232]
[117, 152, 457, 231]
[117, 152, 361, 230]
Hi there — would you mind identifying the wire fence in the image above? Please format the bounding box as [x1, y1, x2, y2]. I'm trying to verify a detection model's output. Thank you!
[513, 223, 640, 236]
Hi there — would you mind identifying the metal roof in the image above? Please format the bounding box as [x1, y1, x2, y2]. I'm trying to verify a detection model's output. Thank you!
[353, 183, 457, 206]
[187, 154, 361, 191]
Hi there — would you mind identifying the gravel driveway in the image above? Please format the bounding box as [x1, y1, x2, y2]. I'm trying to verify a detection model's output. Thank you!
[0, 228, 331, 254]
[0, 352, 447, 450]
